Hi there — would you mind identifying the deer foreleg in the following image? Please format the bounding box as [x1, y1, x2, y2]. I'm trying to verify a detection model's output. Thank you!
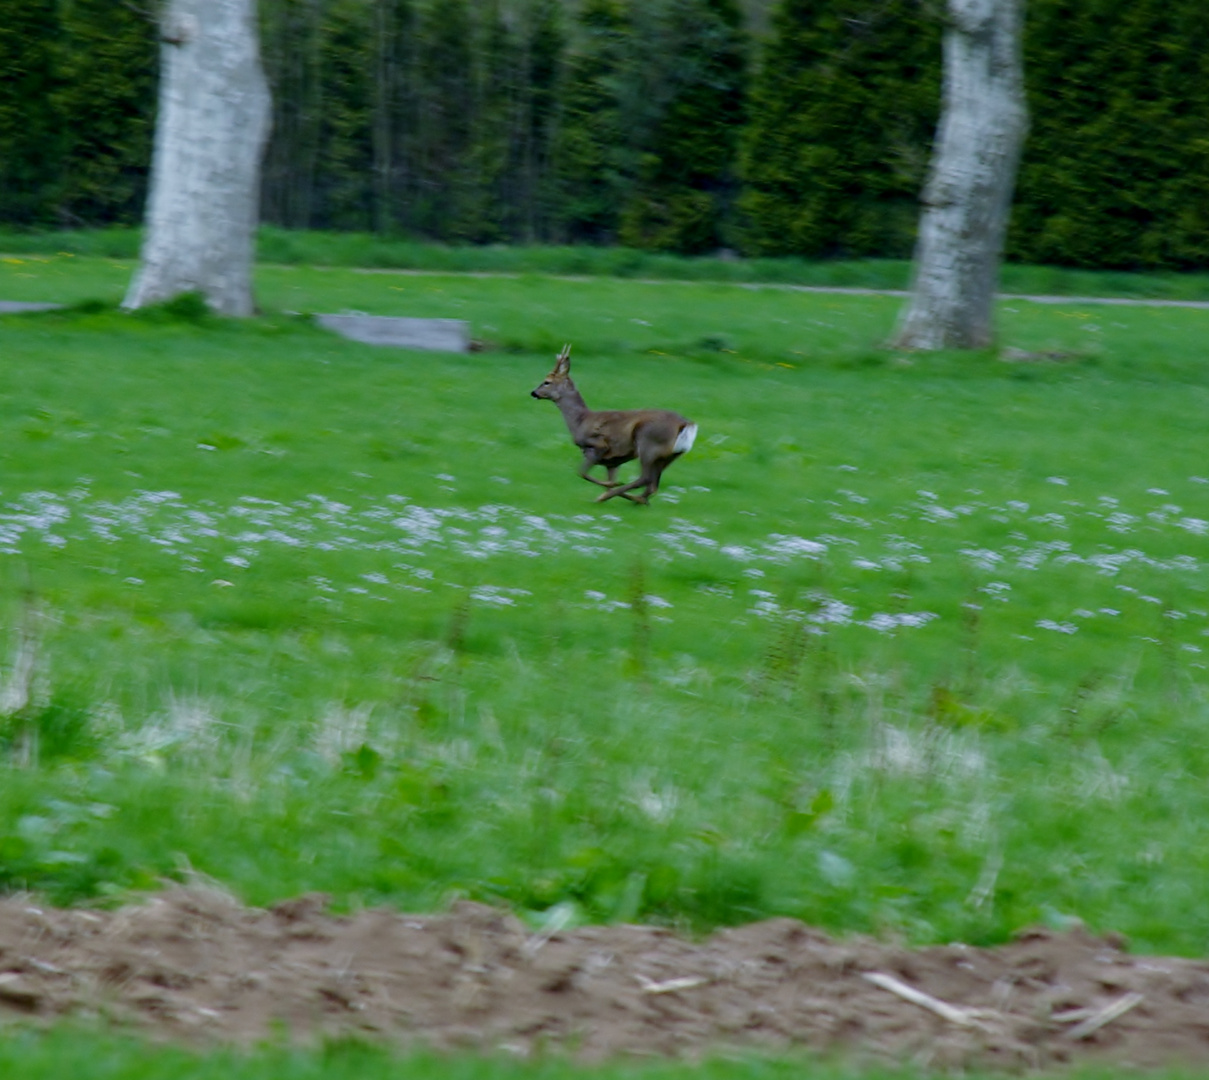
[598, 455, 673, 505]
[596, 472, 653, 504]
[578, 461, 614, 488]
[579, 452, 623, 489]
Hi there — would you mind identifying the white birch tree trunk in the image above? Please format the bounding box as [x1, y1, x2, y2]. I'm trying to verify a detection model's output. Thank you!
[892, 0, 1027, 350]
[124, 0, 271, 317]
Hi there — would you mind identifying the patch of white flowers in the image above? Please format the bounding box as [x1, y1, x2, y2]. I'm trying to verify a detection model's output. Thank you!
[1, 477, 1207, 642]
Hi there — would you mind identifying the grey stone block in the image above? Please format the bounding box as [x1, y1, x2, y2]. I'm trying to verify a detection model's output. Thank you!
[316, 313, 470, 352]
[0, 301, 64, 313]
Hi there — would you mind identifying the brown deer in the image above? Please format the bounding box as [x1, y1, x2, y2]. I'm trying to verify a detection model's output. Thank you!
[531, 345, 697, 504]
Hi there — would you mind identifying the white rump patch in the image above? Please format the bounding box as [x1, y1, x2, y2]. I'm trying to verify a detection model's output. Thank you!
[674, 424, 698, 455]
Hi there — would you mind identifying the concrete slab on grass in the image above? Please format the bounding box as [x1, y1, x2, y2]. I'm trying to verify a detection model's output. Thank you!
[0, 301, 64, 313]
[317, 314, 470, 352]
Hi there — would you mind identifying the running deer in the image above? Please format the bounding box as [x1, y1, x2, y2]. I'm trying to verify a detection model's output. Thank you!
[530, 345, 697, 504]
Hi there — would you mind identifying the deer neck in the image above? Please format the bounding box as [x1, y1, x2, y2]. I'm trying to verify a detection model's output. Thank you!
[554, 382, 592, 438]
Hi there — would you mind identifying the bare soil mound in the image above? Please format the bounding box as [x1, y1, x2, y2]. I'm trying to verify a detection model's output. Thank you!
[1, 888, 1208, 1071]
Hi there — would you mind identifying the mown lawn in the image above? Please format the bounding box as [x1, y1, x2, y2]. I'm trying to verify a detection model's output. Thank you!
[2, 252, 1209, 967]
[8, 226, 1209, 300]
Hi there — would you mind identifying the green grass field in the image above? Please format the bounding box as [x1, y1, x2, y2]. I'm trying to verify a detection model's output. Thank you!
[8, 1029, 1200, 1080]
[0, 1030, 1019, 1080]
[3, 244, 1209, 1075]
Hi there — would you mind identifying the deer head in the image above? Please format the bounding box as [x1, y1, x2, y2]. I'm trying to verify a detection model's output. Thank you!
[530, 344, 574, 401]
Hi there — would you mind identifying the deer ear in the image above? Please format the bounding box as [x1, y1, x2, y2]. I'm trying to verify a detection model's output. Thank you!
[555, 344, 572, 374]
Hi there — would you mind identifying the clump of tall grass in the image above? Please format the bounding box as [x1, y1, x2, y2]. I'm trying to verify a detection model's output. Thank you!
[0, 226, 142, 259]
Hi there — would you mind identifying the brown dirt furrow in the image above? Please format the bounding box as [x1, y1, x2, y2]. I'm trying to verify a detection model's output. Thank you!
[1, 888, 1208, 1070]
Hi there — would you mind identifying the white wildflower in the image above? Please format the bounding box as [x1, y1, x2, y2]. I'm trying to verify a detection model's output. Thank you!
[1036, 620, 1078, 634]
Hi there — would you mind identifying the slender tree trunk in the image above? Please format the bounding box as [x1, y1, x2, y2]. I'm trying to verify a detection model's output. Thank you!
[261, 0, 322, 229]
[124, 0, 271, 317]
[372, 0, 396, 235]
[393, 2, 418, 236]
[893, 0, 1027, 350]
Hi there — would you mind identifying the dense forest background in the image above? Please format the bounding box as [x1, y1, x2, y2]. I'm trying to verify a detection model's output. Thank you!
[1, 0, 1208, 269]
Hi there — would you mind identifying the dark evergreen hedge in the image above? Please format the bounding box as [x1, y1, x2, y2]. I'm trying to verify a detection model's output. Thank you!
[739, 0, 940, 259]
[0, 0, 156, 228]
[740, 0, 1209, 269]
[2, 0, 1208, 269]
[617, 0, 748, 254]
[1009, 0, 1209, 269]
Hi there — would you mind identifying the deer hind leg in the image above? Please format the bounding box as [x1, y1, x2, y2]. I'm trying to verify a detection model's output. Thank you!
[643, 458, 670, 500]
[622, 459, 669, 505]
